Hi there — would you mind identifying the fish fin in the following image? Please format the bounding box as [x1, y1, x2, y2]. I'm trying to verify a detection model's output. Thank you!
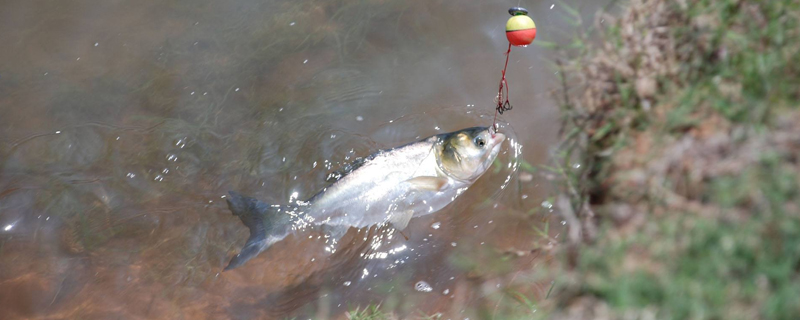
[406, 176, 448, 192]
[325, 154, 377, 182]
[388, 210, 414, 230]
[224, 191, 284, 271]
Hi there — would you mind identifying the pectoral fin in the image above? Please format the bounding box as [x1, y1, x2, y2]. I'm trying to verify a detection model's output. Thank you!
[406, 176, 448, 192]
[388, 210, 414, 230]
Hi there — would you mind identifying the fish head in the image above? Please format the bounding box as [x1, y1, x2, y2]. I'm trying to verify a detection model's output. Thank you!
[437, 126, 506, 181]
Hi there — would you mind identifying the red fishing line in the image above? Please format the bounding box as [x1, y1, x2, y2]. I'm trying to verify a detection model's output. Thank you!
[491, 7, 536, 135]
[492, 43, 513, 134]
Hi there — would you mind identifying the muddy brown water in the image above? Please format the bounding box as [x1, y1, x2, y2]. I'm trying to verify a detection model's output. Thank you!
[0, 0, 602, 319]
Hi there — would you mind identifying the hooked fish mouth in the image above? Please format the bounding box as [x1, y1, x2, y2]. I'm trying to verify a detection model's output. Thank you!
[478, 131, 506, 166]
[492, 132, 506, 145]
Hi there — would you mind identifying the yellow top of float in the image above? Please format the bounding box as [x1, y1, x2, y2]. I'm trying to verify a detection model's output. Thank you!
[506, 15, 536, 32]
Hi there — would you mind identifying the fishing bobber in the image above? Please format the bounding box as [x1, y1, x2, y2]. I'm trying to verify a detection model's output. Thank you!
[506, 7, 536, 46]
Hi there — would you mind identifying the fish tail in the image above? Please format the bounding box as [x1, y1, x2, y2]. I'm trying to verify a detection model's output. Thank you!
[224, 191, 284, 271]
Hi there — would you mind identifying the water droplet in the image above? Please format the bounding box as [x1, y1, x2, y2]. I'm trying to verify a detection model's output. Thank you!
[572, 163, 582, 169]
[94, 42, 99, 47]
[303, 59, 308, 64]
[434, 126, 441, 130]
[235, 88, 240, 92]
[550, 4, 555, 9]
[431, 222, 441, 229]
[190, 91, 195, 95]
[561, 220, 567, 225]
[541, 200, 553, 209]
[443, 289, 450, 295]
[289, 22, 296, 26]
[330, 134, 336, 139]
[55, 131, 61, 134]
[450, 242, 457, 247]
[343, 281, 351, 287]
[414, 281, 433, 292]
[356, 116, 364, 121]
[4, 224, 13, 231]
[521, 194, 529, 199]
[126, 173, 136, 178]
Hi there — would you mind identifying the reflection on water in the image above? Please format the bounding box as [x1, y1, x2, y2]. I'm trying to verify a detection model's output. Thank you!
[0, 0, 600, 318]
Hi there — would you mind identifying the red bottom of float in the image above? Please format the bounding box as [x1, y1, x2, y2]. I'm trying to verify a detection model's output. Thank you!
[506, 28, 537, 47]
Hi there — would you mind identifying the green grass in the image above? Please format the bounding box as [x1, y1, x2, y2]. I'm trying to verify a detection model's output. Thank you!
[576, 203, 800, 318]
[346, 304, 396, 320]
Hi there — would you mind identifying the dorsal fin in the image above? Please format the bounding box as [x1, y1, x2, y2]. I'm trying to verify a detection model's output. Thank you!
[325, 153, 379, 182]
[323, 135, 439, 183]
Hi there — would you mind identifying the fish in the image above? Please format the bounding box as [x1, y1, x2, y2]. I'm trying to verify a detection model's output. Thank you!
[223, 126, 506, 270]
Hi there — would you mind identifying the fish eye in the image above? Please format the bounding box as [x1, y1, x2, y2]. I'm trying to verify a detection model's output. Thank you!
[474, 137, 486, 148]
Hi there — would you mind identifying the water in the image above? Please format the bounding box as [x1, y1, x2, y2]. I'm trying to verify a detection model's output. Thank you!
[0, 0, 601, 318]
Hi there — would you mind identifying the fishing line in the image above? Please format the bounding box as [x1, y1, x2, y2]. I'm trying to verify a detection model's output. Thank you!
[492, 43, 513, 133]
[491, 7, 537, 134]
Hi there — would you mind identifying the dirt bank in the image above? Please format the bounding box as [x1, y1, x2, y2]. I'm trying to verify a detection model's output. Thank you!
[544, 0, 800, 319]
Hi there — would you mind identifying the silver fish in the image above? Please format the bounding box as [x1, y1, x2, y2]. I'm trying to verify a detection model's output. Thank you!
[224, 126, 506, 270]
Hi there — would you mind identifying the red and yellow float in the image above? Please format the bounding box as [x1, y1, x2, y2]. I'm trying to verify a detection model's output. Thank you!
[505, 7, 536, 47]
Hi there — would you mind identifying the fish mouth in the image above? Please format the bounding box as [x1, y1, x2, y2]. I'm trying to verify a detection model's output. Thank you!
[478, 132, 506, 168]
[491, 132, 506, 146]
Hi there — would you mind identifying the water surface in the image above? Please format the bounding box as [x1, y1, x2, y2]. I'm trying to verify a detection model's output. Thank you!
[0, 0, 602, 318]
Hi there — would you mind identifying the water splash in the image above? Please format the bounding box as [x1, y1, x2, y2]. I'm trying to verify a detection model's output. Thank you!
[414, 281, 433, 292]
